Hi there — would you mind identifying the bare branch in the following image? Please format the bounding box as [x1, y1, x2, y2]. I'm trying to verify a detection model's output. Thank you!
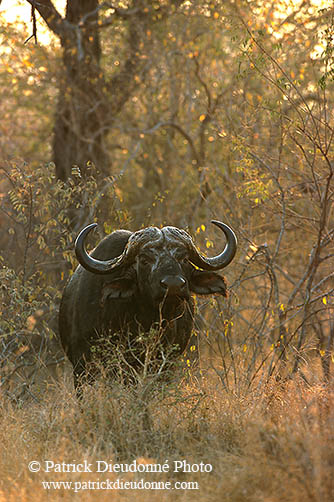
[25, 0, 67, 38]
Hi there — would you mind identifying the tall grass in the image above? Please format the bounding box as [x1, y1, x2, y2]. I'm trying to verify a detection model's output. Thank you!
[0, 362, 333, 502]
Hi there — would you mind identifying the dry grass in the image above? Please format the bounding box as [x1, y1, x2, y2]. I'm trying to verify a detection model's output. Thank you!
[0, 363, 333, 502]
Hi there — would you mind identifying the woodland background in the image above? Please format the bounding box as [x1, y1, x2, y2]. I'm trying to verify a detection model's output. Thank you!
[0, 1, 333, 501]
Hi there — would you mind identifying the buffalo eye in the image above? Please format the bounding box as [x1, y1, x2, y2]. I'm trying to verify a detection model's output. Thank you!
[175, 252, 188, 264]
[139, 252, 155, 265]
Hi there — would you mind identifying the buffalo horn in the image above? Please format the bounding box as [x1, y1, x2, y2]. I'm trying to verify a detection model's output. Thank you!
[75, 223, 133, 274]
[188, 220, 237, 270]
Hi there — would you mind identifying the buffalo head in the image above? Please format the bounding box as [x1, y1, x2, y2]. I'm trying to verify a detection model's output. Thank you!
[59, 220, 237, 391]
[75, 220, 237, 305]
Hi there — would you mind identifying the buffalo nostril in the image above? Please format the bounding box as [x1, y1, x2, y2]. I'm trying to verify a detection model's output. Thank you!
[160, 276, 186, 293]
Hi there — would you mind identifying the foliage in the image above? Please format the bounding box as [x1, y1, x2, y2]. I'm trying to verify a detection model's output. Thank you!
[0, 18, 57, 164]
[0, 1, 333, 498]
[0, 162, 122, 400]
[0, 0, 333, 395]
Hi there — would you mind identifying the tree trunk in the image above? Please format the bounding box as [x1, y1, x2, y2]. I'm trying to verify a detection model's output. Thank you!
[53, 1, 109, 180]
[28, 0, 146, 180]
[27, 0, 185, 180]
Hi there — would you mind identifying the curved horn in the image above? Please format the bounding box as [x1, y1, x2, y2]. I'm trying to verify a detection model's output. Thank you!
[188, 220, 237, 271]
[75, 223, 131, 275]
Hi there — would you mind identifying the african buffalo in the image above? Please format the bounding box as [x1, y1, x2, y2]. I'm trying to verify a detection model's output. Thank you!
[59, 220, 237, 390]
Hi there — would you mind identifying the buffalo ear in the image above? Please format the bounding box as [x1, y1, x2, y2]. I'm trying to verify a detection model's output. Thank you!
[190, 270, 227, 296]
[101, 278, 136, 301]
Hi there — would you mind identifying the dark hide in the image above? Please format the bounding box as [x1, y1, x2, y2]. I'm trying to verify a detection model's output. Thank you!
[59, 228, 228, 390]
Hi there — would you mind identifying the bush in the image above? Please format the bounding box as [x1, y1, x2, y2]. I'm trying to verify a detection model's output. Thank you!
[0, 161, 121, 401]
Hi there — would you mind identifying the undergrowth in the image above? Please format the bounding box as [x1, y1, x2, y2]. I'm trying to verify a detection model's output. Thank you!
[0, 367, 333, 502]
